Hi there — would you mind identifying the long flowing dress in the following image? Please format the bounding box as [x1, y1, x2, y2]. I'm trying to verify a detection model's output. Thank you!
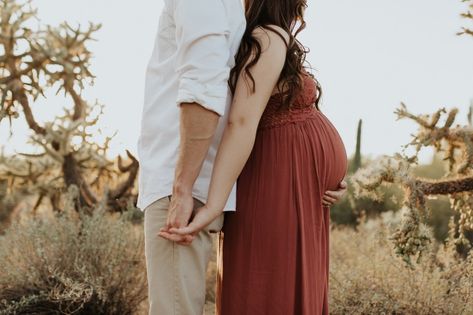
[218, 73, 348, 315]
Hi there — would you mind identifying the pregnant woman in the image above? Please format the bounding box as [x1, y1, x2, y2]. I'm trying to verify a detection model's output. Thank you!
[160, 0, 348, 313]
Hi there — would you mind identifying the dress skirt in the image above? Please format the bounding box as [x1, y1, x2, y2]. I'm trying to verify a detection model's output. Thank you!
[218, 108, 348, 315]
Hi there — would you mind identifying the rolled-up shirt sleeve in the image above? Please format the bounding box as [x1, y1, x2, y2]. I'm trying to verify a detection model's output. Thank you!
[173, 0, 231, 116]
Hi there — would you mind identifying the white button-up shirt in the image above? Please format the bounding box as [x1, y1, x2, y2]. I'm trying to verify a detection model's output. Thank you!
[137, 0, 246, 211]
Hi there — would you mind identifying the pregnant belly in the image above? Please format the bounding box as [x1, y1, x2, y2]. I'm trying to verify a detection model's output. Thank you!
[315, 112, 348, 191]
[276, 110, 348, 192]
[247, 110, 348, 194]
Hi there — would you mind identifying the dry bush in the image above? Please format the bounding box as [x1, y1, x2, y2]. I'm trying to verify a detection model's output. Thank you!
[329, 213, 473, 315]
[0, 188, 147, 315]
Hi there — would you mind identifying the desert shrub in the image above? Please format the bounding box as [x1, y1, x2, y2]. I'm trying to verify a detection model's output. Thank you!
[0, 197, 146, 315]
[329, 213, 473, 315]
[0, 180, 19, 233]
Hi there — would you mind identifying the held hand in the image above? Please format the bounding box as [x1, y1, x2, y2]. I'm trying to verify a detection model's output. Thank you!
[159, 191, 195, 245]
[165, 191, 194, 230]
[322, 180, 347, 207]
[159, 205, 221, 245]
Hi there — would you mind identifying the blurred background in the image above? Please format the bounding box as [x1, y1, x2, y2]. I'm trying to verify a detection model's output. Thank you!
[2, 0, 473, 160]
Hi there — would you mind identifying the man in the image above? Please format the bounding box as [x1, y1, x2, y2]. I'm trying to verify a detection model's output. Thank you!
[137, 1, 245, 314]
[137, 0, 346, 314]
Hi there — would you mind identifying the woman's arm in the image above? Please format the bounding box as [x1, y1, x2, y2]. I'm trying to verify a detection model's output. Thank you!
[159, 26, 289, 241]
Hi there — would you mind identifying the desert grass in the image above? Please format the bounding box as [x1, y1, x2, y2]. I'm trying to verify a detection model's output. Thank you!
[329, 212, 473, 315]
[1, 208, 471, 314]
[0, 206, 146, 315]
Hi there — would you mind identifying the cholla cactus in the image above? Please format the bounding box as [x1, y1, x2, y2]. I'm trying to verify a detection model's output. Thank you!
[352, 106, 473, 265]
[352, 3, 473, 263]
[0, 0, 138, 213]
[458, 0, 473, 36]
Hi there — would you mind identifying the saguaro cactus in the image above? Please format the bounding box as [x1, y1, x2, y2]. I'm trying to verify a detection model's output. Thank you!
[350, 119, 363, 173]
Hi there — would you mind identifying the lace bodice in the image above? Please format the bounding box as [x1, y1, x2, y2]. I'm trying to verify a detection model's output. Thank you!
[258, 74, 320, 129]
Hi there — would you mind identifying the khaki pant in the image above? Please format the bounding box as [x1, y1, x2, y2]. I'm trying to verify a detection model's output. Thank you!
[144, 196, 224, 315]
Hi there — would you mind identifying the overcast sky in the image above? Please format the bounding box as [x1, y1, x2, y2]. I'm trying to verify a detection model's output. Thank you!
[2, 0, 473, 163]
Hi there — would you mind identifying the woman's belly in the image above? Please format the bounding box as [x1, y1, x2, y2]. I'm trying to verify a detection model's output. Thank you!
[248, 109, 348, 193]
[314, 111, 348, 190]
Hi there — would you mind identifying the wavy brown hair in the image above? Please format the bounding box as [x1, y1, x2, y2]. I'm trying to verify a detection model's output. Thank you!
[229, 0, 321, 110]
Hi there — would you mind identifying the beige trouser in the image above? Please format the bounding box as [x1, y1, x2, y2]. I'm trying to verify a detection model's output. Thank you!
[144, 196, 224, 315]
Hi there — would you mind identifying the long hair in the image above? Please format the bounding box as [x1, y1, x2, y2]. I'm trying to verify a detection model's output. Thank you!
[229, 0, 322, 110]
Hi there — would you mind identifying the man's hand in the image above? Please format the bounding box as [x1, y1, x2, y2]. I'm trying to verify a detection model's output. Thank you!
[159, 102, 219, 241]
[159, 189, 195, 245]
[322, 180, 347, 206]
[159, 204, 221, 245]
[165, 189, 194, 230]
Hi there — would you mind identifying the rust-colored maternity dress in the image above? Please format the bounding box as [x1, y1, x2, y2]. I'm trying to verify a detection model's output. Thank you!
[219, 73, 348, 315]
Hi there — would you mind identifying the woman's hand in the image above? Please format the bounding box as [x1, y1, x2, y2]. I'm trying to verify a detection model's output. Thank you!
[322, 180, 347, 206]
[158, 205, 222, 245]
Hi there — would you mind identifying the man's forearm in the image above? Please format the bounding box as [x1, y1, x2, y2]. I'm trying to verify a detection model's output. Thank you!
[173, 102, 219, 195]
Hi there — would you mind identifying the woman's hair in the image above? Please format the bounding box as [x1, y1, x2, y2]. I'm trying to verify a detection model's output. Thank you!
[229, 0, 321, 110]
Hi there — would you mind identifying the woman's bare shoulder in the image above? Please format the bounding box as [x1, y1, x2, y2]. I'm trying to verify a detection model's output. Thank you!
[252, 25, 290, 50]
